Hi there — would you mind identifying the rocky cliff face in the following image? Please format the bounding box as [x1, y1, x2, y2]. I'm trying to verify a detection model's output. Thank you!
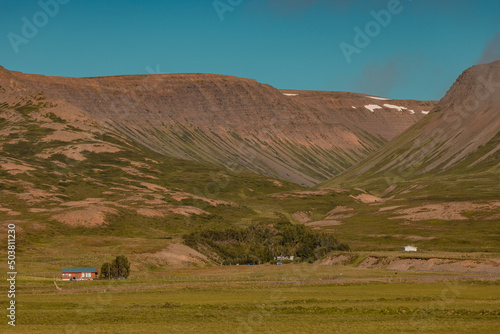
[323, 60, 500, 189]
[0, 66, 434, 186]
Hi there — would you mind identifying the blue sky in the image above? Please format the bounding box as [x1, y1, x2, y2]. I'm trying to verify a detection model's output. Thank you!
[1, 0, 499, 100]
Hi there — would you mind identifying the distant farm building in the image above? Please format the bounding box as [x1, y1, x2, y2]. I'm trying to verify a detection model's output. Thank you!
[274, 256, 294, 261]
[401, 246, 417, 252]
[61, 268, 98, 281]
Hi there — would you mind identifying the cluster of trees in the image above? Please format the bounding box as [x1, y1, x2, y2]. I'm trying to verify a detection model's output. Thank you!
[100, 255, 130, 279]
[184, 222, 349, 265]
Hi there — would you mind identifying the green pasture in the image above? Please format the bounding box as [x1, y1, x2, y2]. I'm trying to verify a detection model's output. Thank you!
[2, 265, 499, 334]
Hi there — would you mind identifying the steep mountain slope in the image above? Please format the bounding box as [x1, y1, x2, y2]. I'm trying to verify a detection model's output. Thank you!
[322, 60, 500, 193]
[0, 95, 304, 236]
[0, 66, 434, 186]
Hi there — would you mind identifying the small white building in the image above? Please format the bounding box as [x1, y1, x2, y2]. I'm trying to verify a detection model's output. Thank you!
[401, 245, 417, 252]
[274, 255, 294, 261]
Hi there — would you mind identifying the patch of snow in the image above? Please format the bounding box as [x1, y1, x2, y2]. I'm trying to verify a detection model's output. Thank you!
[352, 106, 356, 109]
[367, 96, 390, 101]
[364, 104, 382, 112]
[421, 110, 430, 115]
[383, 104, 408, 111]
[283, 93, 298, 96]
[409, 110, 415, 114]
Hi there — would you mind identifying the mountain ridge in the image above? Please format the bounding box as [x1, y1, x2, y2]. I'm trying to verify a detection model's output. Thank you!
[0, 66, 435, 186]
[2, 62, 500, 272]
[321, 60, 500, 192]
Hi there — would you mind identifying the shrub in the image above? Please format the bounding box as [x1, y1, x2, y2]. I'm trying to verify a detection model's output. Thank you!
[184, 222, 349, 265]
[100, 256, 130, 279]
[100, 262, 111, 279]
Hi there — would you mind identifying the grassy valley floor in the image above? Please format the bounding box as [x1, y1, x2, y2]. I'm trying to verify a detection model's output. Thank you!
[2, 263, 499, 333]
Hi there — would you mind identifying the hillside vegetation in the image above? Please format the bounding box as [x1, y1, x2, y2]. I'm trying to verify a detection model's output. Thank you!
[184, 222, 349, 265]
